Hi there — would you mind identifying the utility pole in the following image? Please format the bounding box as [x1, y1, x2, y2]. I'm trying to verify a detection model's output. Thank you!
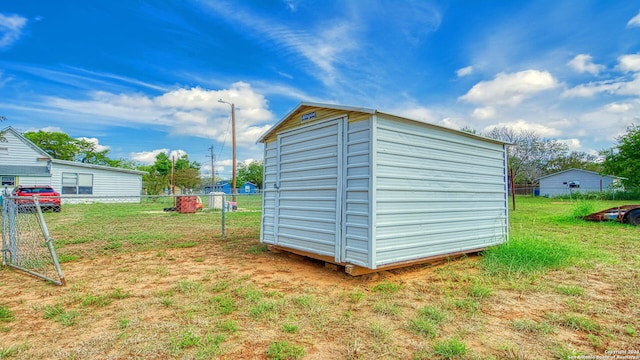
[171, 155, 176, 195]
[218, 99, 237, 203]
[208, 145, 216, 193]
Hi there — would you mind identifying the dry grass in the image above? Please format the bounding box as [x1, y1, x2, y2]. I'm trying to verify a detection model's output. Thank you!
[1, 196, 639, 359]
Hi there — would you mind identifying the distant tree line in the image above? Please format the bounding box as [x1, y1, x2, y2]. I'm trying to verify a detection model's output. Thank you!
[468, 125, 639, 188]
[137, 152, 201, 195]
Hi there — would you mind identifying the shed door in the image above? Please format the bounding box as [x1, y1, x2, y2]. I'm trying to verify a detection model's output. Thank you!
[274, 118, 343, 261]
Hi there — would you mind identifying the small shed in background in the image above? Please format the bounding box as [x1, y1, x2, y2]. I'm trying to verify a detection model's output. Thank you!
[538, 168, 622, 197]
[257, 103, 509, 275]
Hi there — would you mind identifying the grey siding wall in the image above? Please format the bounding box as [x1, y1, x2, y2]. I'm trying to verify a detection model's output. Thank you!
[0, 131, 51, 186]
[261, 140, 278, 244]
[342, 119, 371, 266]
[1, 131, 48, 167]
[372, 116, 508, 268]
[539, 169, 616, 197]
[51, 163, 142, 202]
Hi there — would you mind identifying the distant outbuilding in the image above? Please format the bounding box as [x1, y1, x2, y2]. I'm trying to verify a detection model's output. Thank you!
[239, 182, 258, 194]
[538, 168, 622, 197]
[214, 181, 231, 194]
[257, 103, 510, 275]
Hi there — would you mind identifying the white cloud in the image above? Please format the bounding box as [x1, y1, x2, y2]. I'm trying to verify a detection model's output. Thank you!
[459, 70, 560, 106]
[483, 119, 560, 137]
[603, 102, 633, 113]
[618, 54, 640, 72]
[562, 73, 640, 97]
[627, 11, 640, 28]
[438, 117, 465, 130]
[558, 138, 582, 151]
[567, 54, 605, 75]
[392, 106, 436, 123]
[0, 13, 27, 49]
[199, 2, 359, 87]
[76, 137, 110, 152]
[130, 148, 187, 164]
[0, 70, 13, 88]
[25, 126, 64, 133]
[40, 82, 275, 146]
[456, 66, 473, 77]
[130, 149, 168, 164]
[471, 106, 496, 120]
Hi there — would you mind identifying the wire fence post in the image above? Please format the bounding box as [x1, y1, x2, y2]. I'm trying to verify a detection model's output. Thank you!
[221, 194, 226, 239]
[34, 199, 66, 286]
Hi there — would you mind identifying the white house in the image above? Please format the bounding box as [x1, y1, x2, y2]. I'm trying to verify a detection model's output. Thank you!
[0, 127, 145, 202]
[538, 168, 622, 197]
[257, 103, 509, 274]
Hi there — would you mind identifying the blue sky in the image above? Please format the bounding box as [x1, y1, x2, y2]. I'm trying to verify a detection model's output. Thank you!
[1, 1, 640, 180]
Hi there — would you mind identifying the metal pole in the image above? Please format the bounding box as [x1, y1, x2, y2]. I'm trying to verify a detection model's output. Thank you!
[221, 194, 226, 239]
[209, 145, 215, 192]
[231, 103, 237, 203]
[33, 198, 66, 286]
[510, 167, 516, 211]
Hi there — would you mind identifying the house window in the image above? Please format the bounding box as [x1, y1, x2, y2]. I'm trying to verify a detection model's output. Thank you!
[62, 173, 93, 194]
[1, 176, 15, 186]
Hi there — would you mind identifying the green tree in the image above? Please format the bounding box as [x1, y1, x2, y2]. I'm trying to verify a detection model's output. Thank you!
[237, 160, 264, 189]
[153, 152, 172, 176]
[175, 167, 200, 190]
[601, 124, 640, 187]
[24, 130, 119, 166]
[547, 151, 601, 173]
[485, 127, 569, 184]
[139, 168, 168, 196]
[143, 152, 201, 193]
[24, 131, 80, 160]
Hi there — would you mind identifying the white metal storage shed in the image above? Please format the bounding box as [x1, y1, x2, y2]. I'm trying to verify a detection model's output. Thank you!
[257, 103, 509, 274]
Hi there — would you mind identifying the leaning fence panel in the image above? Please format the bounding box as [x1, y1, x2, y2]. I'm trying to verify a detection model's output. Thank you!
[1, 197, 66, 285]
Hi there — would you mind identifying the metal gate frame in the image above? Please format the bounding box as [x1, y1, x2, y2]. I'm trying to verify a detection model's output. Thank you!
[1, 195, 66, 286]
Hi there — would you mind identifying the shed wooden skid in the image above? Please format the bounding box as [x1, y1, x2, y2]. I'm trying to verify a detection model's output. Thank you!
[258, 103, 509, 274]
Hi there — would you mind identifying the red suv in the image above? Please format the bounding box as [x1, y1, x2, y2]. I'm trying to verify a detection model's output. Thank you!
[12, 185, 62, 212]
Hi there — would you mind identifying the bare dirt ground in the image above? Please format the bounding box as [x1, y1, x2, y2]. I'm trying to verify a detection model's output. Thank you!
[1, 239, 639, 359]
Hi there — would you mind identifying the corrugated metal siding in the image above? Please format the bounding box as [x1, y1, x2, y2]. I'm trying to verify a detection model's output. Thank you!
[51, 162, 142, 202]
[261, 140, 278, 244]
[273, 119, 342, 258]
[342, 119, 371, 266]
[373, 115, 508, 267]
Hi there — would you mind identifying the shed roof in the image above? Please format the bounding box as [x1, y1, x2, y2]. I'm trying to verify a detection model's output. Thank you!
[537, 168, 621, 180]
[257, 102, 509, 146]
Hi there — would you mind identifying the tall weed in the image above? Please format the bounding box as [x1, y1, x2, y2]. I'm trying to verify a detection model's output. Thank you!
[481, 234, 581, 278]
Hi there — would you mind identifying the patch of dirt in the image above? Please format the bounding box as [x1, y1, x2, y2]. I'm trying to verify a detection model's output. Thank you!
[1, 241, 639, 359]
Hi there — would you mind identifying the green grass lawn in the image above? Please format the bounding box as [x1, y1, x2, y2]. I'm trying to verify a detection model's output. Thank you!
[1, 195, 639, 359]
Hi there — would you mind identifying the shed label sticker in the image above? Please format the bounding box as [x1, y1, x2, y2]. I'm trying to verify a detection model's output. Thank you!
[301, 111, 316, 121]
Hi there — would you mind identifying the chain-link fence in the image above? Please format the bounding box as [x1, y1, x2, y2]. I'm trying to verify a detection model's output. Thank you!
[1, 192, 264, 285]
[2, 197, 66, 285]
